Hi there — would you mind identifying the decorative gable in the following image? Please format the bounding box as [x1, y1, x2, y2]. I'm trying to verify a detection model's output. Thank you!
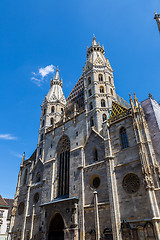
[94, 56, 104, 65]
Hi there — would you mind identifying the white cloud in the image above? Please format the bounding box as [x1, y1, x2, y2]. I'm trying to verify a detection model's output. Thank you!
[39, 65, 54, 77]
[31, 64, 55, 87]
[12, 152, 23, 158]
[0, 134, 17, 140]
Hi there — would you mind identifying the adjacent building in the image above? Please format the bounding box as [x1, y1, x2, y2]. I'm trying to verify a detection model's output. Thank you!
[0, 195, 13, 240]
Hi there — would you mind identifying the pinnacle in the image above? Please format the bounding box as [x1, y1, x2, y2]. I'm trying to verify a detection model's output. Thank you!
[55, 66, 60, 80]
[92, 35, 98, 46]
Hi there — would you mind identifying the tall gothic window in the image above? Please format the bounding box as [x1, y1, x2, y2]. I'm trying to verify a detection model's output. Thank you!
[88, 77, 91, 85]
[88, 89, 92, 96]
[101, 99, 106, 107]
[103, 113, 107, 122]
[50, 118, 53, 125]
[98, 74, 103, 81]
[109, 76, 111, 84]
[93, 147, 98, 161]
[57, 136, 70, 197]
[23, 169, 28, 185]
[90, 117, 94, 127]
[89, 102, 93, 110]
[120, 127, 129, 149]
[100, 86, 104, 93]
[51, 106, 54, 113]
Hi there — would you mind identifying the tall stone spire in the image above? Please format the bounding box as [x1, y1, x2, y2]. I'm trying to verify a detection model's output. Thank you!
[37, 67, 66, 162]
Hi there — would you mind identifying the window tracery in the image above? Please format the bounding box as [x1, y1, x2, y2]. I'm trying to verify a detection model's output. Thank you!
[103, 114, 107, 122]
[101, 99, 106, 107]
[122, 173, 140, 194]
[100, 86, 104, 93]
[57, 136, 70, 197]
[98, 74, 103, 81]
[120, 127, 129, 149]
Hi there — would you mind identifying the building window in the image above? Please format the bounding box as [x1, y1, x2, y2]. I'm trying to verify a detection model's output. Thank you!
[109, 76, 111, 84]
[100, 86, 104, 93]
[34, 193, 39, 204]
[122, 173, 140, 194]
[102, 114, 107, 122]
[40, 134, 43, 141]
[110, 88, 113, 95]
[36, 172, 41, 182]
[0, 211, 3, 218]
[93, 147, 98, 161]
[51, 106, 54, 113]
[120, 127, 129, 149]
[50, 117, 53, 125]
[98, 74, 103, 81]
[88, 77, 91, 85]
[90, 175, 101, 189]
[101, 99, 106, 107]
[76, 131, 78, 136]
[61, 108, 64, 113]
[90, 117, 94, 127]
[18, 202, 24, 215]
[58, 136, 70, 197]
[88, 89, 92, 96]
[89, 102, 93, 110]
[23, 169, 28, 185]
[43, 109, 46, 115]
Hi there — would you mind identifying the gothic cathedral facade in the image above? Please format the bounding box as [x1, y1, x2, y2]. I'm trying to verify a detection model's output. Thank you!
[9, 37, 160, 240]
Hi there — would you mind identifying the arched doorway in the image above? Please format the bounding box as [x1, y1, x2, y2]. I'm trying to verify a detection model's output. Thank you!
[48, 213, 64, 240]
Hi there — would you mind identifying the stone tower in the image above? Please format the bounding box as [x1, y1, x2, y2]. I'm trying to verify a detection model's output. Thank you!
[83, 36, 116, 132]
[36, 67, 66, 162]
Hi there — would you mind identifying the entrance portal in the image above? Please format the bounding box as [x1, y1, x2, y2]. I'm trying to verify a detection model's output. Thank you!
[48, 213, 64, 240]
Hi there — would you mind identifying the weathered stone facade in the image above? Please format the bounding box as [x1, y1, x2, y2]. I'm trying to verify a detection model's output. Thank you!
[9, 37, 160, 240]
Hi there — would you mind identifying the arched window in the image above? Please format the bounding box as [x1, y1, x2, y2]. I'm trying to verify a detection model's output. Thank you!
[61, 108, 64, 113]
[43, 109, 46, 115]
[100, 86, 104, 93]
[90, 117, 94, 127]
[120, 127, 129, 149]
[101, 99, 106, 107]
[36, 172, 41, 182]
[51, 106, 54, 113]
[103, 114, 107, 122]
[89, 102, 93, 110]
[109, 76, 111, 84]
[88, 89, 92, 96]
[23, 169, 28, 185]
[57, 136, 70, 197]
[42, 120, 44, 127]
[110, 88, 113, 95]
[93, 147, 98, 161]
[34, 193, 39, 204]
[98, 74, 103, 81]
[50, 118, 53, 125]
[88, 77, 91, 85]
[40, 134, 43, 141]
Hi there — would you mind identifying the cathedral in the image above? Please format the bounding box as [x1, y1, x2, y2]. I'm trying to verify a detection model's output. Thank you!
[9, 37, 160, 240]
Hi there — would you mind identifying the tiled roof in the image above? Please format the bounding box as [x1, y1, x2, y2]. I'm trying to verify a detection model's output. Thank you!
[4, 198, 14, 219]
[0, 195, 9, 207]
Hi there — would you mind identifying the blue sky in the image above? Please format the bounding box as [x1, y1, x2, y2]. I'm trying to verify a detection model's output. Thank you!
[0, 0, 160, 198]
